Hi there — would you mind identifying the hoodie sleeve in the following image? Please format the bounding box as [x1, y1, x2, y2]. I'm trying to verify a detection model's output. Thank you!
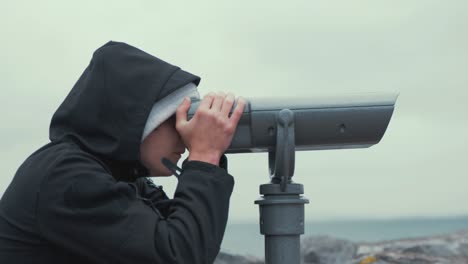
[37, 151, 234, 264]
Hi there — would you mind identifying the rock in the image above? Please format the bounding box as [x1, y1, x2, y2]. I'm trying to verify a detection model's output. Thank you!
[214, 252, 263, 264]
[303, 251, 320, 263]
[402, 244, 456, 258]
[301, 236, 357, 264]
[459, 243, 468, 257]
[218, 230, 468, 264]
[354, 230, 468, 264]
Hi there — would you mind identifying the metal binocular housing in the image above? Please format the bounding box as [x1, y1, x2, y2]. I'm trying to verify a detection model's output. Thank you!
[188, 93, 397, 153]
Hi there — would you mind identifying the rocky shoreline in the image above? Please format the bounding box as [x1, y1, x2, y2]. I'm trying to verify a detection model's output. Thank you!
[214, 230, 468, 264]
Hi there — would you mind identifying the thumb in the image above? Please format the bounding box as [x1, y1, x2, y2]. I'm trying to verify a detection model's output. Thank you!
[176, 97, 191, 125]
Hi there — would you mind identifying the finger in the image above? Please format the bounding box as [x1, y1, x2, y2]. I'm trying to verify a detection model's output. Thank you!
[176, 97, 191, 126]
[221, 93, 235, 117]
[211, 92, 226, 112]
[229, 97, 246, 125]
[199, 92, 215, 111]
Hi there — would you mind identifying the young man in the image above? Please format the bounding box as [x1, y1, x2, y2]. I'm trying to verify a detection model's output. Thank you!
[0, 41, 246, 264]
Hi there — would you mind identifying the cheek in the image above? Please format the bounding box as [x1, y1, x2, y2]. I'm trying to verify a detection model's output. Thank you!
[140, 135, 162, 165]
[163, 128, 182, 149]
[140, 122, 181, 166]
[148, 141, 168, 161]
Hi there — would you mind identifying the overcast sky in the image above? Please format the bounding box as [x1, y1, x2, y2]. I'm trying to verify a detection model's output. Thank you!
[1, 0, 467, 222]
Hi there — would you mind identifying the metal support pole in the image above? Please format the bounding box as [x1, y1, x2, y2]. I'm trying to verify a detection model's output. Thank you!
[255, 109, 309, 264]
[256, 184, 308, 264]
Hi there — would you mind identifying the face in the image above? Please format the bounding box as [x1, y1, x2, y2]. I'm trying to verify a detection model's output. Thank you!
[140, 116, 186, 176]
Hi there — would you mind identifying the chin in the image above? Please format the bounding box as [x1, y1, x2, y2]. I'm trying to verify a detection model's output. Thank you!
[147, 156, 181, 177]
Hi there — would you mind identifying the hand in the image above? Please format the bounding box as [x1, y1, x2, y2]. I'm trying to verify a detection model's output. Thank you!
[176, 92, 246, 165]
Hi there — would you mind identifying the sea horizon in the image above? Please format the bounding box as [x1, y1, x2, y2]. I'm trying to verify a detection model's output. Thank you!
[221, 215, 468, 257]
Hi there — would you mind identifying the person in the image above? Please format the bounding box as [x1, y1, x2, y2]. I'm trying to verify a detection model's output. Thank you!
[0, 41, 246, 264]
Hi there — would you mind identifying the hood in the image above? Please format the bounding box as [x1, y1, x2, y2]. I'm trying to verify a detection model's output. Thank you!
[49, 41, 200, 168]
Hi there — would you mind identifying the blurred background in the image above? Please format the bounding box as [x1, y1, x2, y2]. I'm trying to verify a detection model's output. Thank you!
[1, 0, 467, 257]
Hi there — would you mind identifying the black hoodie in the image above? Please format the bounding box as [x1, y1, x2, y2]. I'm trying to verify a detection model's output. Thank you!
[0, 41, 234, 264]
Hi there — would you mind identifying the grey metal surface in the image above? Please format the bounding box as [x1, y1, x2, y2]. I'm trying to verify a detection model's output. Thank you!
[264, 235, 301, 264]
[255, 183, 309, 264]
[254, 107, 310, 264]
[268, 109, 295, 187]
[187, 93, 398, 153]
